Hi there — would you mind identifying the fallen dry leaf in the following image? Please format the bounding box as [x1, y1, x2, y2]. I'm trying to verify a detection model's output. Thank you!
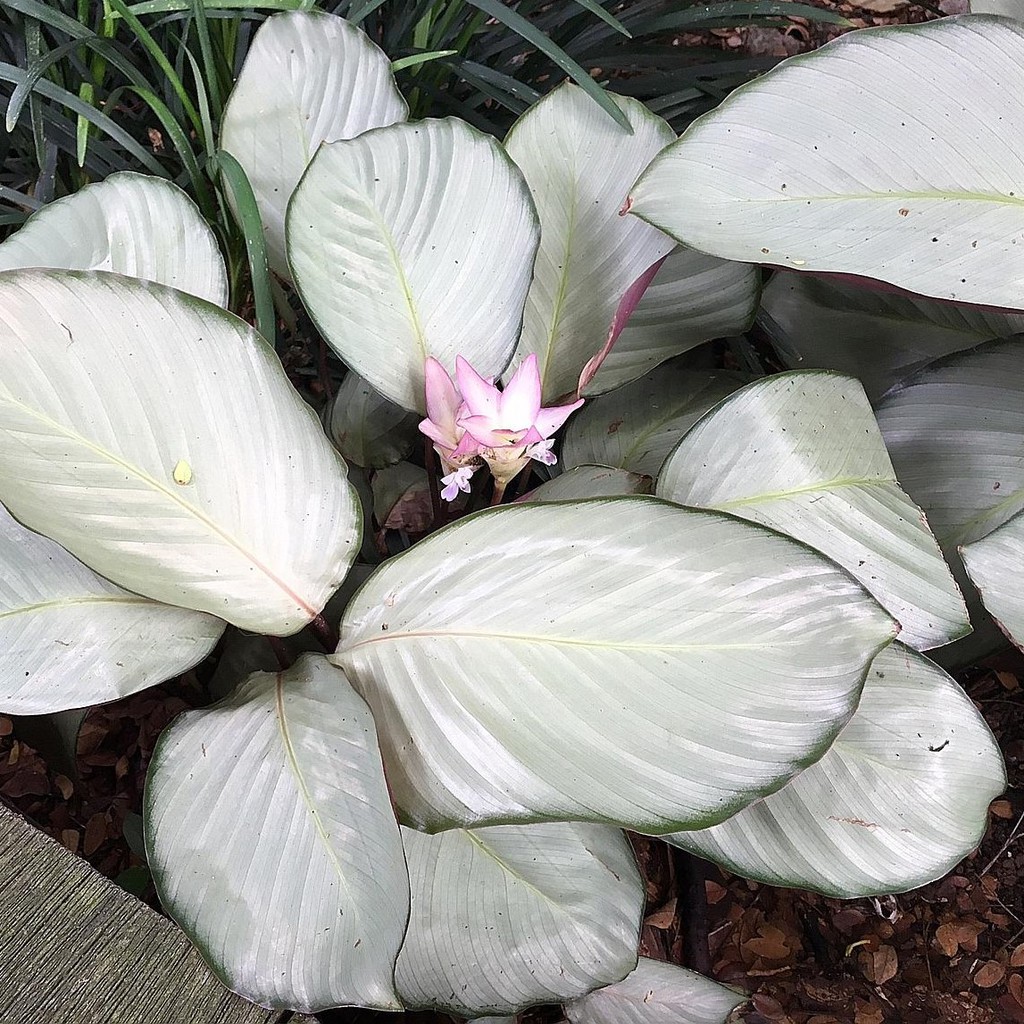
[751, 992, 788, 1020]
[975, 960, 1007, 989]
[855, 0, 909, 11]
[935, 921, 960, 957]
[832, 907, 868, 935]
[999, 993, 1024, 1024]
[747, 924, 793, 961]
[83, 812, 107, 856]
[991, 799, 1014, 820]
[705, 879, 727, 905]
[645, 898, 677, 930]
[858, 945, 898, 985]
[1009, 972, 1024, 1004]
[53, 774, 73, 800]
[853, 998, 885, 1024]
[996, 669, 1020, 691]
[954, 919, 988, 953]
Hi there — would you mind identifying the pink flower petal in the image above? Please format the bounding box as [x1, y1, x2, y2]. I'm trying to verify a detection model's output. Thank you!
[451, 430, 483, 458]
[440, 465, 476, 502]
[424, 358, 461, 428]
[459, 415, 528, 449]
[533, 397, 584, 439]
[456, 356, 501, 421]
[418, 417, 454, 450]
[498, 353, 542, 429]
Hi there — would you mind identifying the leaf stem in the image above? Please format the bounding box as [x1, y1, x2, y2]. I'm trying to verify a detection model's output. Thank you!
[424, 437, 443, 525]
[267, 636, 291, 671]
[673, 846, 711, 976]
[310, 613, 339, 653]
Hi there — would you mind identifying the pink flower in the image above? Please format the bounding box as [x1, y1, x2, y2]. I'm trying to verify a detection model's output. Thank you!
[418, 357, 480, 462]
[417, 353, 583, 503]
[456, 354, 583, 450]
[440, 465, 476, 501]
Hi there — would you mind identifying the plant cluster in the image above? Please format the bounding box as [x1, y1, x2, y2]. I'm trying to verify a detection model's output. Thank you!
[0, 4, 1018, 1023]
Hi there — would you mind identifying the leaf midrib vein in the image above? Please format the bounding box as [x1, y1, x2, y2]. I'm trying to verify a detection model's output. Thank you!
[732, 189, 1024, 207]
[0, 594, 153, 622]
[705, 475, 891, 510]
[462, 829, 581, 916]
[5, 396, 312, 617]
[275, 677, 359, 917]
[945, 485, 1024, 548]
[341, 629, 791, 655]
[363, 198, 428, 361]
[540, 170, 579, 389]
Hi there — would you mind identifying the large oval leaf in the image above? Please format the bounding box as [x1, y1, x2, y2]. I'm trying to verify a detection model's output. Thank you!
[333, 498, 897, 833]
[972, 1, 1020, 14]
[875, 339, 1024, 548]
[521, 465, 651, 503]
[657, 371, 968, 650]
[396, 822, 642, 1016]
[0, 171, 227, 305]
[220, 10, 407, 276]
[875, 338, 1024, 661]
[629, 17, 1024, 308]
[145, 654, 409, 1012]
[663, 643, 1005, 897]
[594, 248, 759, 394]
[564, 957, 743, 1024]
[562, 365, 750, 479]
[372, 462, 431, 535]
[961, 509, 1024, 650]
[326, 372, 419, 469]
[504, 83, 676, 402]
[0, 504, 224, 714]
[289, 118, 539, 414]
[761, 272, 1024, 400]
[0, 270, 360, 635]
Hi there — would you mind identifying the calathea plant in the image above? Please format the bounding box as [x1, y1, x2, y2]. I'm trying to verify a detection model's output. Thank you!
[0, 7, 1009, 1021]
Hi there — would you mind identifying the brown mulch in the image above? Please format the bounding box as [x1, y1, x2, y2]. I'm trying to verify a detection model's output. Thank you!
[671, 0, 964, 64]
[0, 669, 208, 901]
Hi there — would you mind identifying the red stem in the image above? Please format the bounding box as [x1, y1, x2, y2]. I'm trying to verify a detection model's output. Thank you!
[310, 613, 339, 653]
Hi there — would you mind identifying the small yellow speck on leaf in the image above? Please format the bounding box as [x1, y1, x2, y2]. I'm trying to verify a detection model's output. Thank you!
[173, 459, 193, 485]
